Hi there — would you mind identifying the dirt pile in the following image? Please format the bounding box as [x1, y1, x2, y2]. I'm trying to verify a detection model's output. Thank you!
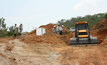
[29, 29, 36, 35]
[21, 32, 65, 44]
[39, 24, 54, 32]
[102, 19, 107, 23]
[91, 21, 107, 45]
[20, 24, 73, 44]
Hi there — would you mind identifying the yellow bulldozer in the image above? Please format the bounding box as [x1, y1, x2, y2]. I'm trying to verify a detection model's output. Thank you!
[70, 22, 98, 45]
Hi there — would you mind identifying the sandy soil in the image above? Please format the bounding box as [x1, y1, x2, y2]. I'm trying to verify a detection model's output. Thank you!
[0, 39, 65, 65]
[60, 45, 107, 65]
[0, 39, 107, 65]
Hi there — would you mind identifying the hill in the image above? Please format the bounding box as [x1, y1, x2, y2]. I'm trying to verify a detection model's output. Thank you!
[57, 13, 106, 29]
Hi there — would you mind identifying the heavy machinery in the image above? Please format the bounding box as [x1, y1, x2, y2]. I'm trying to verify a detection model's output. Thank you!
[70, 22, 98, 45]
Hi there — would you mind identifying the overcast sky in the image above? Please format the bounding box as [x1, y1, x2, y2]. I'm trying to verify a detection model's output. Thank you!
[0, 0, 107, 32]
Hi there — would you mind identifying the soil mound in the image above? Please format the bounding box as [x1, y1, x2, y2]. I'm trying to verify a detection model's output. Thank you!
[102, 19, 107, 23]
[29, 30, 36, 35]
[91, 21, 107, 45]
[20, 24, 73, 44]
[40, 24, 54, 32]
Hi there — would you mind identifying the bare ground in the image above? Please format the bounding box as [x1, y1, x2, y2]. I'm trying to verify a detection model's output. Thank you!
[0, 39, 65, 65]
[0, 39, 107, 65]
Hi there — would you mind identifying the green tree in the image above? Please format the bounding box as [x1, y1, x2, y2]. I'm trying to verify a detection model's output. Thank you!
[7, 26, 14, 36]
[57, 13, 105, 29]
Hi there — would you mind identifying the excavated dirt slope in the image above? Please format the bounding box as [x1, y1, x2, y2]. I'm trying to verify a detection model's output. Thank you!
[91, 20, 107, 45]
[20, 24, 73, 45]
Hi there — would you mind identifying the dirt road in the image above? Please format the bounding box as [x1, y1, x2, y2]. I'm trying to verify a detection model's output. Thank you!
[0, 39, 107, 65]
[60, 45, 107, 65]
[0, 56, 10, 65]
[0, 39, 64, 65]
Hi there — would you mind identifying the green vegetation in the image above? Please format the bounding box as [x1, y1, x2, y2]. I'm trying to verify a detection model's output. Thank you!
[57, 13, 107, 29]
[104, 13, 107, 19]
[0, 17, 8, 37]
[0, 17, 19, 37]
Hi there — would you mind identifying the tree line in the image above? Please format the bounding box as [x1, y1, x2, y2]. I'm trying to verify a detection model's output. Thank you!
[57, 13, 107, 29]
[0, 17, 19, 37]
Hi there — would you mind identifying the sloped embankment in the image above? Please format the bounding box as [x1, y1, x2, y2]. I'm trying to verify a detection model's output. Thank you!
[91, 20, 107, 45]
[20, 24, 74, 45]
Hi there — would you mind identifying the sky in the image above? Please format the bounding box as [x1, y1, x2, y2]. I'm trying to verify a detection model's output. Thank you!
[0, 0, 107, 32]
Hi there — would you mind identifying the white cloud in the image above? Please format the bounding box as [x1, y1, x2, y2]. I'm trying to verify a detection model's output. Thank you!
[73, 0, 101, 10]
[73, 0, 107, 15]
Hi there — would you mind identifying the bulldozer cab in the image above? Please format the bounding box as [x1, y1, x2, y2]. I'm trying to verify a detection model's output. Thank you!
[75, 22, 90, 39]
[75, 23, 89, 30]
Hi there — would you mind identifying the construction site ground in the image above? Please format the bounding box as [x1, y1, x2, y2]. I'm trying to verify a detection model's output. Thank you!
[0, 21, 107, 65]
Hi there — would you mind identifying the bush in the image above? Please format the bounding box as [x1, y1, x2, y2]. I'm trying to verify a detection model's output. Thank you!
[0, 29, 8, 37]
[57, 13, 106, 29]
[104, 14, 107, 19]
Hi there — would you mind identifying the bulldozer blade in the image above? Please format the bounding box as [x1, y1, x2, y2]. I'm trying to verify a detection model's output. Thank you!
[70, 37, 98, 45]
